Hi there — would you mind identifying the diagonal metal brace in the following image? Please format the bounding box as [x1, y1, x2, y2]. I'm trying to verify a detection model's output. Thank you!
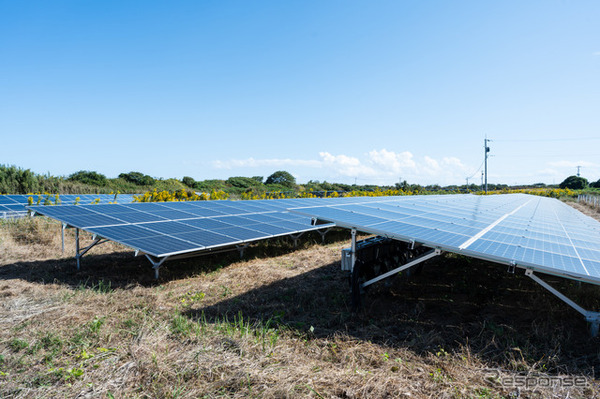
[526, 269, 600, 337]
[75, 229, 109, 270]
[317, 228, 331, 243]
[362, 248, 442, 289]
[145, 255, 170, 279]
[290, 232, 304, 248]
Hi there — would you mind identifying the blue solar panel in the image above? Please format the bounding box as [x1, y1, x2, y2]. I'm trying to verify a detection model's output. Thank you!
[179, 218, 234, 230]
[0, 194, 137, 218]
[113, 212, 168, 223]
[172, 230, 241, 248]
[121, 236, 203, 256]
[90, 225, 160, 241]
[291, 194, 600, 285]
[213, 226, 269, 241]
[28, 198, 335, 257]
[142, 221, 203, 235]
[243, 223, 292, 236]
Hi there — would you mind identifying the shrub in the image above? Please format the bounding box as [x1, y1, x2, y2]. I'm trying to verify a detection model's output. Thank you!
[118, 171, 156, 186]
[68, 170, 108, 186]
[226, 176, 260, 189]
[182, 176, 196, 188]
[559, 175, 588, 190]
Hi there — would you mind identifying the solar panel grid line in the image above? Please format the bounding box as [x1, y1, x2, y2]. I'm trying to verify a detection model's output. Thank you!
[459, 199, 533, 250]
[550, 207, 590, 276]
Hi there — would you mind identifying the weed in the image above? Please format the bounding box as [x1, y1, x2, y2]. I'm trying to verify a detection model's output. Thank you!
[8, 338, 28, 352]
[179, 291, 205, 308]
[220, 285, 231, 297]
[88, 316, 106, 334]
[170, 313, 198, 337]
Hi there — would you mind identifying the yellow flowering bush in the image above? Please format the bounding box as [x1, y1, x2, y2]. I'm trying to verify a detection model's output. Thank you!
[134, 189, 229, 202]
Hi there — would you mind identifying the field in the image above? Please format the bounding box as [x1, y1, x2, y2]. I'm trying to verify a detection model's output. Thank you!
[1, 204, 600, 398]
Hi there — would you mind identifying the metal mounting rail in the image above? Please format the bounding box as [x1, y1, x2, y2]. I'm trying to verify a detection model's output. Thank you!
[361, 248, 441, 289]
[348, 228, 441, 309]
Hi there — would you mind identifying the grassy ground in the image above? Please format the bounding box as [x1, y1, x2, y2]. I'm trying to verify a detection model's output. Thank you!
[1, 211, 600, 398]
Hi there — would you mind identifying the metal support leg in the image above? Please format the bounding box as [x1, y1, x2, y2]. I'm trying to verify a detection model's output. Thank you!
[145, 255, 169, 279]
[236, 244, 249, 258]
[75, 228, 80, 270]
[350, 229, 362, 309]
[61, 223, 66, 254]
[317, 228, 331, 243]
[526, 270, 600, 337]
[290, 232, 304, 248]
[75, 234, 107, 271]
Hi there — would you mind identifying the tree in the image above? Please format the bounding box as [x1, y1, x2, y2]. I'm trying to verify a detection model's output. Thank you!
[68, 170, 107, 186]
[265, 171, 296, 188]
[559, 175, 588, 190]
[226, 176, 259, 189]
[119, 171, 156, 186]
[182, 176, 196, 188]
[590, 179, 600, 188]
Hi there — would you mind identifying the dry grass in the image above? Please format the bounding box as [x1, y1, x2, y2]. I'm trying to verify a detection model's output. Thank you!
[1, 216, 600, 398]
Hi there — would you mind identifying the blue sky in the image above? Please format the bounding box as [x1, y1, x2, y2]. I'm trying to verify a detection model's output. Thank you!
[1, 1, 598, 186]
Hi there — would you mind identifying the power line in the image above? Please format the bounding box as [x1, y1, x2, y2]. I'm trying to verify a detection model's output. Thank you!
[493, 137, 600, 143]
[466, 160, 484, 180]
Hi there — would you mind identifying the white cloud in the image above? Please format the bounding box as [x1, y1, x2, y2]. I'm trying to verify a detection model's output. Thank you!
[368, 149, 416, 173]
[319, 152, 378, 177]
[210, 150, 472, 185]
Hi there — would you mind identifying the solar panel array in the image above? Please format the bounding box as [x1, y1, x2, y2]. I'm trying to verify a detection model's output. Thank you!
[290, 194, 600, 285]
[26, 194, 600, 286]
[0, 194, 136, 216]
[28, 199, 334, 257]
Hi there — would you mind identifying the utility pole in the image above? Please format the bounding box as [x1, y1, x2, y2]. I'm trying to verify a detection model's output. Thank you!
[484, 137, 491, 193]
[481, 171, 484, 190]
[577, 166, 581, 177]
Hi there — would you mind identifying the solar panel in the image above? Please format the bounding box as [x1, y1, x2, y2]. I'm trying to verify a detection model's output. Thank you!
[290, 194, 600, 285]
[0, 193, 138, 218]
[27, 199, 335, 260]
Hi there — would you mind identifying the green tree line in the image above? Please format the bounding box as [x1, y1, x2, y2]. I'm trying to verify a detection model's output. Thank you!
[2, 164, 599, 196]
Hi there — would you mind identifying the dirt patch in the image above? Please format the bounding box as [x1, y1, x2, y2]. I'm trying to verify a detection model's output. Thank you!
[569, 201, 600, 221]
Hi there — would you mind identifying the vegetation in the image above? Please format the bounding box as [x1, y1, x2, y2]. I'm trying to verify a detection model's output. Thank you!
[117, 171, 156, 186]
[265, 170, 296, 188]
[560, 175, 589, 190]
[1, 214, 600, 397]
[3, 163, 600, 204]
[68, 170, 108, 187]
